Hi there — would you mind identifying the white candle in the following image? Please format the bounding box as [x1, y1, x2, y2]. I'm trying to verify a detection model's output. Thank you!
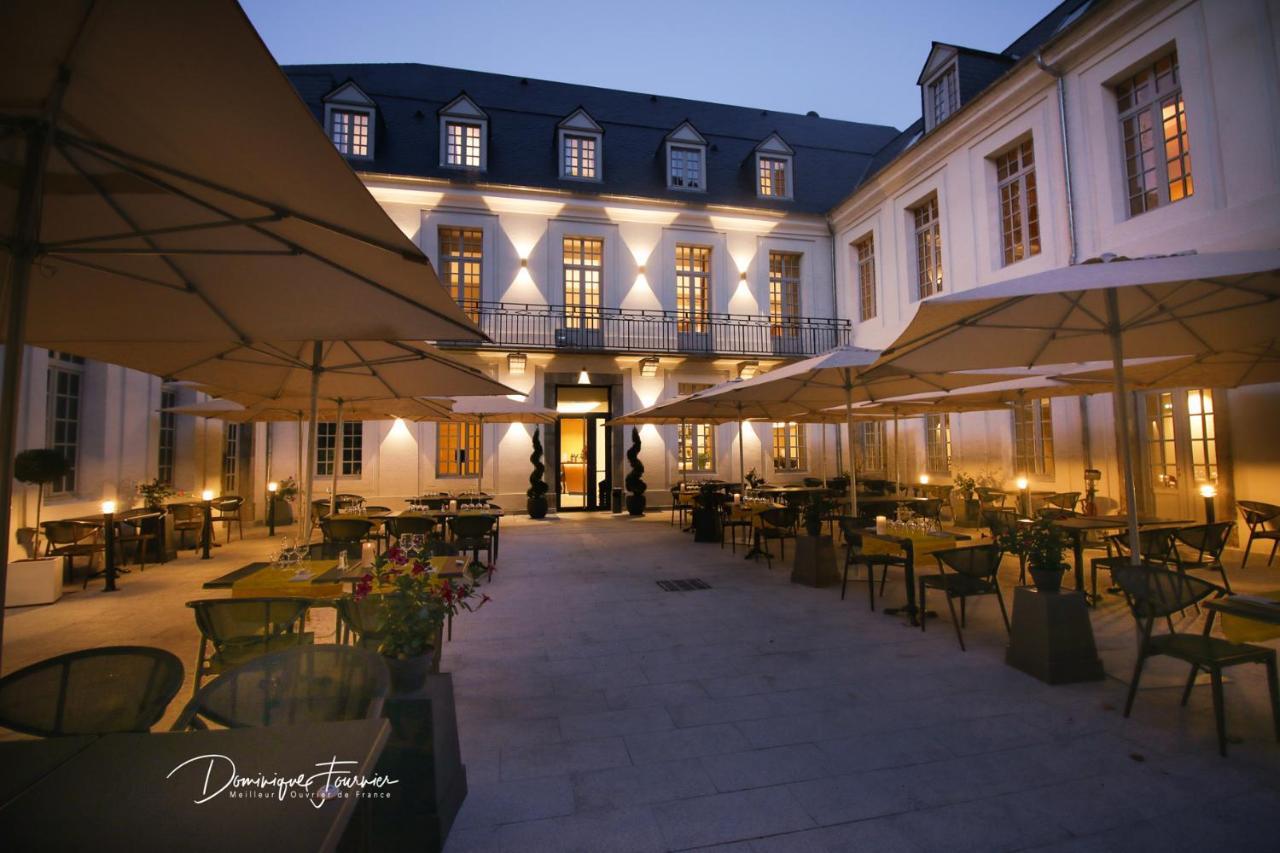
[449, 499, 459, 512]
[733, 493, 742, 504]
[875, 515, 888, 534]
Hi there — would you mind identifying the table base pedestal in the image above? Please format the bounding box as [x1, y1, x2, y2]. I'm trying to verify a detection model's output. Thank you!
[790, 535, 837, 588]
[1005, 587, 1104, 685]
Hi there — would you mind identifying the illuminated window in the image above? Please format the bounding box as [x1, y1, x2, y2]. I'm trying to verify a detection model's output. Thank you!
[768, 251, 801, 338]
[329, 109, 370, 157]
[929, 65, 959, 125]
[854, 235, 876, 321]
[855, 421, 885, 474]
[678, 423, 716, 472]
[1186, 388, 1217, 483]
[445, 121, 483, 167]
[438, 227, 483, 322]
[772, 422, 807, 471]
[994, 140, 1040, 266]
[316, 422, 362, 477]
[158, 386, 176, 485]
[1012, 399, 1054, 478]
[1116, 50, 1192, 217]
[925, 414, 951, 475]
[562, 134, 598, 179]
[1145, 391, 1178, 489]
[758, 156, 790, 198]
[675, 245, 711, 333]
[563, 237, 603, 330]
[45, 352, 84, 494]
[437, 422, 480, 477]
[912, 195, 943, 299]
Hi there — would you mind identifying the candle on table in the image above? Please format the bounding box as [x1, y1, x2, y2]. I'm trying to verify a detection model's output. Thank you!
[875, 515, 887, 534]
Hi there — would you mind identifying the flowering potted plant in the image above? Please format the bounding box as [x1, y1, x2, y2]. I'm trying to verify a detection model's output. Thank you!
[353, 544, 490, 691]
[136, 478, 176, 510]
[996, 517, 1071, 592]
[949, 470, 980, 526]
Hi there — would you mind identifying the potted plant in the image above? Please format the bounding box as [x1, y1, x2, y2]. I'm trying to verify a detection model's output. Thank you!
[272, 476, 298, 525]
[624, 427, 646, 516]
[136, 478, 176, 510]
[793, 494, 837, 587]
[526, 428, 549, 519]
[354, 545, 490, 692]
[950, 470, 980, 526]
[9, 449, 71, 606]
[745, 468, 764, 490]
[997, 517, 1070, 592]
[691, 482, 722, 542]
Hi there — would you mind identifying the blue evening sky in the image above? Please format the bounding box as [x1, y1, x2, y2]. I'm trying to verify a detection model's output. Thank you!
[241, 0, 1062, 130]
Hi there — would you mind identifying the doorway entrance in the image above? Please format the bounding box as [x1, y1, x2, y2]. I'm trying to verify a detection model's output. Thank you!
[1141, 387, 1222, 522]
[555, 386, 611, 511]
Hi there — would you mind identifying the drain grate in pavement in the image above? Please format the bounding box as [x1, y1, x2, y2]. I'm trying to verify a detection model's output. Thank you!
[656, 578, 711, 591]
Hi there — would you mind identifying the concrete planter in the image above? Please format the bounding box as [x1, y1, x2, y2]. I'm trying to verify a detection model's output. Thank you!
[5, 557, 62, 607]
[791, 535, 838, 587]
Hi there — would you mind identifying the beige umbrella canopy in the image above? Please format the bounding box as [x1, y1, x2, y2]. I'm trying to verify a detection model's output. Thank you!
[0, 0, 484, 656]
[874, 250, 1280, 562]
[1050, 344, 1280, 390]
[849, 373, 1122, 417]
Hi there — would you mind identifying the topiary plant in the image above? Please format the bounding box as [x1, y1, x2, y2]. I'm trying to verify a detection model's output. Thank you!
[526, 428, 549, 519]
[14, 449, 71, 558]
[624, 427, 646, 516]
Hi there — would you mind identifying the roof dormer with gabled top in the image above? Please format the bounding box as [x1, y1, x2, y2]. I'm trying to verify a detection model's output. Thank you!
[323, 80, 376, 159]
[558, 108, 603, 182]
[754, 133, 795, 200]
[917, 42, 1015, 133]
[439, 93, 489, 170]
[665, 121, 707, 192]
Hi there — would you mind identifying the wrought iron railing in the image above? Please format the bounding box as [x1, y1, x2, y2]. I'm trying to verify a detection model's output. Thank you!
[439, 300, 849, 358]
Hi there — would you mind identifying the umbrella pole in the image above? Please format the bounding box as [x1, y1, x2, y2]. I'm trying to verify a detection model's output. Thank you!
[1105, 290, 1142, 564]
[893, 411, 901, 494]
[845, 375, 859, 519]
[680, 418, 687, 487]
[0, 119, 57, 663]
[301, 342, 322, 542]
[738, 414, 746, 493]
[821, 424, 828, 486]
[476, 416, 484, 495]
[296, 413, 304, 537]
[330, 399, 344, 516]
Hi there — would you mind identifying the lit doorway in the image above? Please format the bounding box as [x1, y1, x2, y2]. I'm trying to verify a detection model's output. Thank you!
[555, 386, 611, 511]
[1142, 388, 1222, 522]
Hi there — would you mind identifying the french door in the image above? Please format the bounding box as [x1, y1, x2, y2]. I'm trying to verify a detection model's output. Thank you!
[1141, 388, 1221, 522]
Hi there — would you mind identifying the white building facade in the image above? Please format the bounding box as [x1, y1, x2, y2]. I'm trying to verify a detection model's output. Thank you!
[7, 0, 1279, 543]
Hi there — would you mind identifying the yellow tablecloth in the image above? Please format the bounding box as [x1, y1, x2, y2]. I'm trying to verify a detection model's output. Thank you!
[862, 531, 957, 559]
[1220, 590, 1280, 643]
[232, 562, 344, 599]
[727, 503, 782, 521]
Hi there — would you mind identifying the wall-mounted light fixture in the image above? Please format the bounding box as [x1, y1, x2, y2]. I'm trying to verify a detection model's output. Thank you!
[520, 257, 529, 268]
[578, 366, 590, 385]
[507, 352, 527, 375]
[639, 357, 659, 378]
[737, 360, 759, 379]
[739, 270, 748, 282]
[637, 264, 646, 275]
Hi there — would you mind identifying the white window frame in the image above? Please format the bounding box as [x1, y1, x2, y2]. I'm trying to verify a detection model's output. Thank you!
[46, 352, 84, 496]
[853, 233, 876, 321]
[439, 95, 488, 171]
[1012, 399, 1055, 479]
[993, 138, 1041, 266]
[856, 421, 886, 475]
[322, 83, 376, 161]
[667, 144, 706, 192]
[772, 422, 807, 472]
[158, 385, 177, 486]
[911, 194, 943, 301]
[1114, 50, 1192, 218]
[559, 130, 602, 181]
[927, 63, 960, 127]
[316, 421, 363, 478]
[326, 107, 373, 159]
[924, 413, 951, 476]
[756, 153, 793, 199]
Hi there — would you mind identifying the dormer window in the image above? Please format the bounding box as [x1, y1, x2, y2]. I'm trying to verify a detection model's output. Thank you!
[439, 94, 488, 170]
[558, 109, 603, 181]
[665, 122, 707, 192]
[322, 81, 376, 160]
[929, 65, 959, 126]
[754, 133, 794, 199]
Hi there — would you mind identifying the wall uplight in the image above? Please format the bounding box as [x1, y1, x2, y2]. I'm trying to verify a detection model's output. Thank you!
[637, 264, 645, 275]
[737, 360, 759, 379]
[639, 357, 659, 378]
[507, 352, 528, 375]
[739, 270, 748, 282]
[520, 257, 529, 268]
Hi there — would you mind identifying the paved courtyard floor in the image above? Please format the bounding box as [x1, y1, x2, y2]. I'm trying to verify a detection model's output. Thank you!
[4, 512, 1280, 851]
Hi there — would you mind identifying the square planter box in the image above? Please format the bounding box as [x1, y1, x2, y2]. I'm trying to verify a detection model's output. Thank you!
[6, 557, 62, 607]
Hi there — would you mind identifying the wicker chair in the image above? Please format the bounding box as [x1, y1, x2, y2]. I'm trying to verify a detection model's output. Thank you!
[185, 597, 312, 691]
[0, 646, 183, 736]
[210, 495, 245, 541]
[1237, 500, 1280, 568]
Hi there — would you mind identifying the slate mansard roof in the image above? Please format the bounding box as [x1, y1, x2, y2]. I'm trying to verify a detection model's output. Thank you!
[284, 63, 901, 215]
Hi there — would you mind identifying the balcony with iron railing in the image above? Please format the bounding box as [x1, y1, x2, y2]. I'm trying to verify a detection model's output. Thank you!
[438, 300, 850, 358]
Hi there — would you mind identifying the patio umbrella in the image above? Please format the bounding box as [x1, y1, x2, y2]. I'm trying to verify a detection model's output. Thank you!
[0, 0, 485, 657]
[1049, 344, 1280, 391]
[873, 250, 1280, 562]
[672, 346, 1008, 512]
[410, 397, 557, 495]
[59, 339, 511, 530]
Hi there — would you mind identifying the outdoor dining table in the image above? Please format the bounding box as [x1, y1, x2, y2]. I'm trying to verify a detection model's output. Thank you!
[0, 718, 389, 853]
[203, 557, 350, 598]
[1049, 515, 1190, 600]
[857, 526, 973, 625]
[1203, 593, 1280, 643]
[726, 501, 786, 560]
